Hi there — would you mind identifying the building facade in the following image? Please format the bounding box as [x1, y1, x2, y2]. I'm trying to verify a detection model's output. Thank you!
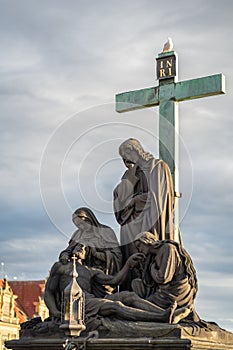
[0, 279, 49, 349]
[0, 279, 24, 349]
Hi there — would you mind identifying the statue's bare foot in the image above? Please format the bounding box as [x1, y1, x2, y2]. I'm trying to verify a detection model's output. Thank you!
[172, 307, 190, 324]
[167, 301, 177, 323]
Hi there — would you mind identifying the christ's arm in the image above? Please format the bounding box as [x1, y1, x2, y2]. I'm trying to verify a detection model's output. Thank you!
[93, 253, 144, 286]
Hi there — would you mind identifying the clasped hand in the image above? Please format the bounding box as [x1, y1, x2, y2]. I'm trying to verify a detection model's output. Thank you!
[126, 253, 145, 269]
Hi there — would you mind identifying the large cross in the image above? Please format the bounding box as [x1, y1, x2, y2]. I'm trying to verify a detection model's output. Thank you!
[115, 48, 225, 241]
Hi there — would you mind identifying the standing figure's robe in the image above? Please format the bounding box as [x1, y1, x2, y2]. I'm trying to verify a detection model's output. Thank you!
[114, 158, 175, 266]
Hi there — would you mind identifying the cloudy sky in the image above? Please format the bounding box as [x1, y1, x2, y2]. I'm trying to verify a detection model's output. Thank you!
[0, 0, 233, 332]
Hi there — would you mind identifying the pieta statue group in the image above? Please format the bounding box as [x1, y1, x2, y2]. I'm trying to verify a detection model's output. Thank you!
[43, 138, 202, 334]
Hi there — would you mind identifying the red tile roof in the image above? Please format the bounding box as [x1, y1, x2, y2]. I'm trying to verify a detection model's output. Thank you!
[14, 301, 28, 323]
[9, 280, 46, 319]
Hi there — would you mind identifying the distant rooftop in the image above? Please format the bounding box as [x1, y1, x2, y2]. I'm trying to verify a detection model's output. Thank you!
[9, 280, 47, 319]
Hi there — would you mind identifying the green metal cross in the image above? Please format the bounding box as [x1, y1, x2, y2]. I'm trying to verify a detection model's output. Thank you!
[115, 49, 225, 239]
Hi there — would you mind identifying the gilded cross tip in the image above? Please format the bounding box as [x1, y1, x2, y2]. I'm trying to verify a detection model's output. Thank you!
[162, 37, 173, 53]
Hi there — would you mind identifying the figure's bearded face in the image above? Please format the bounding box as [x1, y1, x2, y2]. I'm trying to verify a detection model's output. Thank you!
[119, 145, 138, 168]
[73, 244, 86, 260]
[123, 158, 136, 168]
[135, 241, 150, 255]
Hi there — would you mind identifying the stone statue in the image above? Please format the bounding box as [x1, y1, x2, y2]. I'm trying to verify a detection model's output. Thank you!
[45, 243, 189, 331]
[131, 231, 199, 321]
[59, 207, 122, 297]
[113, 138, 175, 288]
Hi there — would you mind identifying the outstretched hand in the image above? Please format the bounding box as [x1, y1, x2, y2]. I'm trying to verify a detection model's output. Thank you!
[126, 253, 146, 269]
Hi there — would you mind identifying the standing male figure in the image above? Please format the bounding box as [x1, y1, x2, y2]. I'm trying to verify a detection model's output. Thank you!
[113, 138, 175, 270]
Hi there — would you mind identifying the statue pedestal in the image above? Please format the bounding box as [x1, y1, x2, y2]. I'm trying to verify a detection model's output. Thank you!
[5, 322, 233, 350]
[5, 336, 233, 350]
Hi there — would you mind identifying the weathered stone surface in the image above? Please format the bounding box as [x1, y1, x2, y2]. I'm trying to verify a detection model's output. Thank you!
[5, 335, 233, 350]
[6, 321, 233, 350]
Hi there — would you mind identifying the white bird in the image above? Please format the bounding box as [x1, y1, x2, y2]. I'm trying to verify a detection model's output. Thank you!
[162, 37, 173, 53]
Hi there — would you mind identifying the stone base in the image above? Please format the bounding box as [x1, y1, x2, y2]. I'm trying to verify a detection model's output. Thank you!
[5, 322, 233, 350]
[5, 336, 233, 350]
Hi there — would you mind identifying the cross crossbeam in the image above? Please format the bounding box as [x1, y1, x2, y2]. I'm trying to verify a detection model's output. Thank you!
[116, 74, 225, 113]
